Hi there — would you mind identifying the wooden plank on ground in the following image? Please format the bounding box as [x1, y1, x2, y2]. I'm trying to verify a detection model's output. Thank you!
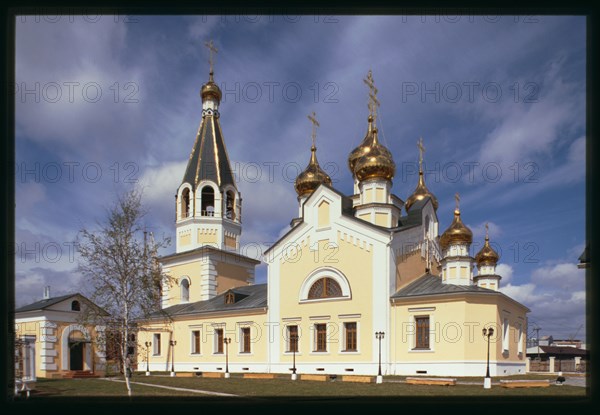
[406, 377, 456, 386]
[300, 374, 328, 381]
[202, 372, 225, 378]
[243, 373, 277, 379]
[341, 375, 374, 383]
[500, 380, 550, 388]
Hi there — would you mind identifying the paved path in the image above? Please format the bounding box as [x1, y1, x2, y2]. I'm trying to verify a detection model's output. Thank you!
[101, 378, 240, 397]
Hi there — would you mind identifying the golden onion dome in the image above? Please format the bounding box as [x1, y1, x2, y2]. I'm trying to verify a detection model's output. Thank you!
[294, 146, 332, 197]
[475, 229, 500, 266]
[201, 72, 222, 102]
[348, 115, 375, 175]
[439, 209, 473, 250]
[405, 171, 439, 212]
[353, 128, 396, 181]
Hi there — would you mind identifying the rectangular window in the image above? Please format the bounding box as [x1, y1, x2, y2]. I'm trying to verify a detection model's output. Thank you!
[215, 328, 224, 354]
[153, 333, 161, 355]
[240, 327, 251, 353]
[287, 325, 299, 353]
[415, 316, 430, 349]
[191, 330, 201, 354]
[503, 318, 509, 352]
[315, 324, 327, 352]
[344, 322, 357, 352]
[518, 323, 523, 354]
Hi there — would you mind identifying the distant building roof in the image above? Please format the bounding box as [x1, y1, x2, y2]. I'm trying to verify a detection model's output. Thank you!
[16, 293, 80, 313]
[15, 293, 108, 316]
[527, 345, 588, 357]
[147, 284, 267, 319]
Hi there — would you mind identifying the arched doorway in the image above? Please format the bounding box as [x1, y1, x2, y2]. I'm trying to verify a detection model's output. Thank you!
[69, 330, 89, 371]
[61, 324, 93, 372]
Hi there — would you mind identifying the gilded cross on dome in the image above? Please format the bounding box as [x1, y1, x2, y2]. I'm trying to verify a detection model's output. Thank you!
[485, 222, 489, 239]
[204, 40, 218, 77]
[307, 111, 320, 148]
[455, 192, 460, 211]
[363, 70, 380, 122]
[417, 137, 425, 168]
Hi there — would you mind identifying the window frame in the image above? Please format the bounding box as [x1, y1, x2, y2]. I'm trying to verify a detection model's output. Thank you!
[314, 323, 327, 352]
[152, 333, 161, 356]
[286, 325, 299, 353]
[307, 277, 343, 300]
[240, 327, 251, 354]
[343, 322, 358, 352]
[214, 328, 224, 354]
[414, 316, 430, 350]
[191, 330, 201, 355]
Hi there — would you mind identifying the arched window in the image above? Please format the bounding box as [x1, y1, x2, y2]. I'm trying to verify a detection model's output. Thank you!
[181, 279, 190, 302]
[181, 188, 191, 218]
[307, 278, 342, 299]
[225, 190, 236, 220]
[71, 300, 80, 311]
[201, 186, 215, 216]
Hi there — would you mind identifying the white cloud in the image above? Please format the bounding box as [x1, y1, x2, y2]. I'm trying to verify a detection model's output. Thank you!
[495, 263, 513, 283]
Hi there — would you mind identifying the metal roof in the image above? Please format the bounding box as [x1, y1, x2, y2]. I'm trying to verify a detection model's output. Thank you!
[391, 274, 495, 299]
[148, 284, 267, 319]
[15, 293, 79, 313]
[182, 113, 236, 191]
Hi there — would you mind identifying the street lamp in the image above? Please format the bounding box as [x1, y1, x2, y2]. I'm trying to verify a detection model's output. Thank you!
[144, 341, 151, 376]
[224, 338, 231, 379]
[170, 340, 177, 377]
[290, 334, 298, 381]
[375, 331, 385, 384]
[482, 327, 494, 389]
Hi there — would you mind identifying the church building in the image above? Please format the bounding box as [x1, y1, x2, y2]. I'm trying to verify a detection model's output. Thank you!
[137, 46, 529, 378]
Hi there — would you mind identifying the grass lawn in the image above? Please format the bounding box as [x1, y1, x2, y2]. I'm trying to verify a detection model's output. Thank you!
[29, 374, 587, 399]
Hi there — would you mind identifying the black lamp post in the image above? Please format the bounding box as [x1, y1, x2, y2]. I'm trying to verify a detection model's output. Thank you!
[482, 327, 494, 388]
[144, 341, 151, 376]
[375, 331, 385, 384]
[170, 340, 177, 377]
[291, 334, 298, 380]
[224, 338, 231, 378]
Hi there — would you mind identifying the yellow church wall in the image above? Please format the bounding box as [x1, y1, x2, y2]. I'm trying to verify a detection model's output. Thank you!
[317, 201, 330, 228]
[179, 233, 191, 246]
[364, 188, 373, 203]
[374, 212, 388, 227]
[278, 236, 374, 363]
[395, 249, 427, 290]
[215, 262, 251, 294]
[138, 310, 268, 370]
[358, 213, 370, 222]
[224, 234, 237, 249]
[375, 188, 384, 202]
[198, 229, 218, 245]
[164, 261, 201, 305]
[391, 298, 471, 362]
[391, 294, 527, 365]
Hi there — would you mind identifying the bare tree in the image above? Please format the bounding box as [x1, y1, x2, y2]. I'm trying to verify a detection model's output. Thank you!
[77, 190, 172, 396]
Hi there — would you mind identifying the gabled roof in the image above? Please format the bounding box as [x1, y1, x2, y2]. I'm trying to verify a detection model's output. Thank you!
[182, 113, 236, 191]
[15, 293, 78, 313]
[15, 293, 108, 315]
[147, 284, 267, 319]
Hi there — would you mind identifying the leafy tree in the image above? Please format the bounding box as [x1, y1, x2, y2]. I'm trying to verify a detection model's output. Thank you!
[77, 190, 172, 396]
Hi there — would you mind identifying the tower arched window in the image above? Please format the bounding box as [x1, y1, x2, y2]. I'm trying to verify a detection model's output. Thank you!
[71, 300, 80, 311]
[181, 188, 191, 218]
[225, 190, 236, 220]
[201, 186, 215, 217]
[181, 279, 190, 302]
[307, 278, 343, 299]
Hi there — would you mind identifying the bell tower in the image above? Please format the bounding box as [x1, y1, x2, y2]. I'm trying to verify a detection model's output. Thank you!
[175, 40, 242, 254]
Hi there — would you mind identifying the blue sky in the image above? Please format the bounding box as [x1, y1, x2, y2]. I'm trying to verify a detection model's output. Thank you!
[15, 15, 586, 341]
